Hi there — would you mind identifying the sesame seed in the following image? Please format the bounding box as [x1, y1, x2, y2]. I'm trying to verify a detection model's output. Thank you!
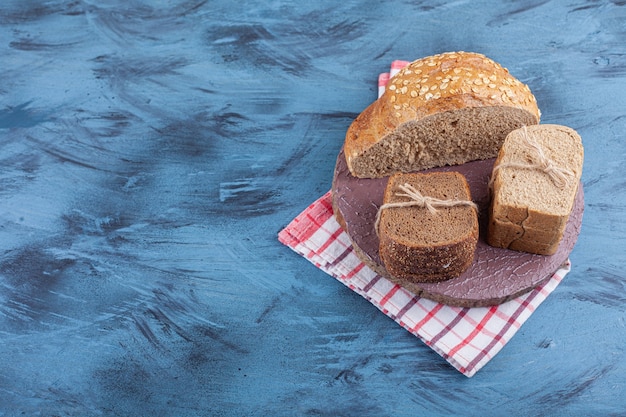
[410, 90, 418, 97]
[389, 85, 396, 91]
[425, 92, 434, 99]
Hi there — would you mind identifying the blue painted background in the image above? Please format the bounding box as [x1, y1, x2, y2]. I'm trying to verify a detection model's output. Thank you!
[1, 1, 625, 415]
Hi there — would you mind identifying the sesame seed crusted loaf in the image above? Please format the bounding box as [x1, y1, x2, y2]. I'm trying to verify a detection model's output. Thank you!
[487, 124, 584, 255]
[378, 172, 479, 283]
[344, 51, 541, 178]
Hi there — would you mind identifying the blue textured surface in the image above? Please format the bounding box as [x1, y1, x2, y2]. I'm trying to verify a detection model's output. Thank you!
[1, 1, 625, 415]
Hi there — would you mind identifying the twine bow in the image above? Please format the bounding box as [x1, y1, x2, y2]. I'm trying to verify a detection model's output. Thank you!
[374, 182, 478, 236]
[489, 126, 574, 190]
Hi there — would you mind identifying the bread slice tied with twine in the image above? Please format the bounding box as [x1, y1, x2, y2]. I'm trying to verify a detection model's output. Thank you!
[378, 172, 479, 283]
[487, 124, 584, 255]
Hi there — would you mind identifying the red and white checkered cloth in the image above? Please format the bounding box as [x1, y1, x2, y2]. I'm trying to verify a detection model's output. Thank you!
[278, 61, 571, 377]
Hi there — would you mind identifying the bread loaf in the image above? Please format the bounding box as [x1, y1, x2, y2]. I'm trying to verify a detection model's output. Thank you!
[345, 51, 541, 178]
[378, 172, 478, 283]
[487, 124, 584, 255]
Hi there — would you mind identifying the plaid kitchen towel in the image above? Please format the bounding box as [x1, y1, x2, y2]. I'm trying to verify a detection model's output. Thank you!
[278, 191, 570, 377]
[278, 61, 571, 377]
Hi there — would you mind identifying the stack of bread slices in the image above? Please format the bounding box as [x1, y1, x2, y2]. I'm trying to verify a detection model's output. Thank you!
[339, 51, 584, 284]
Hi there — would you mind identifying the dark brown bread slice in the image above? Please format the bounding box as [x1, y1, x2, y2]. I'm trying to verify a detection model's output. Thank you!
[378, 172, 478, 283]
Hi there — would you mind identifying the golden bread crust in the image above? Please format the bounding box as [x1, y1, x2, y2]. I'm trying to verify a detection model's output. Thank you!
[345, 51, 541, 177]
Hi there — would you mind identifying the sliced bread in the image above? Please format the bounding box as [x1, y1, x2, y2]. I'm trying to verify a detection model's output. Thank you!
[378, 172, 478, 282]
[344, 51, 540, 178]
[487, 124, 584, 255]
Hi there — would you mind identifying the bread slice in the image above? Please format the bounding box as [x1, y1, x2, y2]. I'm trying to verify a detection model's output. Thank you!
[344, 51, 540, 178]
[487, 124, 584, 255]
[378, 172, 478, 283]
